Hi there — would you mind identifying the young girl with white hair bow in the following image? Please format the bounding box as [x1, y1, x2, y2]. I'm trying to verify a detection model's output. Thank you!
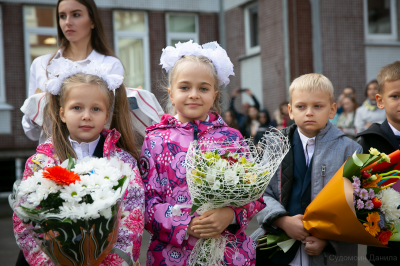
[13, 59, 144, 266]
[139, 40, 265, 266]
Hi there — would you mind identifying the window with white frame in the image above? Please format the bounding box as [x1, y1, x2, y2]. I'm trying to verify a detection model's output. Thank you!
[166, 13, 198, 46]
[364, 0, 398, 40]
[23, 6, 58, 96]
[113, 11, 150, 91]
[244, 3, 259, 54]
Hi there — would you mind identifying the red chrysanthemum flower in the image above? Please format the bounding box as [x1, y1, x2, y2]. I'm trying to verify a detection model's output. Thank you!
[42, 166, 81, 186]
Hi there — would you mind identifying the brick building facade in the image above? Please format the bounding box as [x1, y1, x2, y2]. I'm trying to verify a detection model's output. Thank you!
[225, 0, 400, 118]
[0, 0, 220, 194]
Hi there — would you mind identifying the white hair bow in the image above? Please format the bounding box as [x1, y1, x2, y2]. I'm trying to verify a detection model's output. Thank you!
[160, 40, 234, 87]
[45, 58, 124, 95]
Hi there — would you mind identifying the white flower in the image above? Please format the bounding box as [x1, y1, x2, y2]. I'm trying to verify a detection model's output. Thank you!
[18, 172, 43, 196]
[38, 178, 60, 195]
[100, 207, 112, 219]
[27, 192, 45, 207]
[214, 159, 227, 171]
[369, 148, 380, 156]
[206, 168, 218, 184]
[73, 162, 94, 175]
[380, 153, 391, 163]
[376, 188, 400, 225]
[101, 168, 122, 186]
[224, 169, 239, 185]
[60, 183, 85, 203]
[212, 180, 222, 190]
[90, 189, 114, 202]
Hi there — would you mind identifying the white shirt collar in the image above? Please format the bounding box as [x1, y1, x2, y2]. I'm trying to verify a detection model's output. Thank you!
[297, 128, 316, 149]
[68, 135, 101, 160]
[55, 49, 105, 63]
[388, 122, 400, 137]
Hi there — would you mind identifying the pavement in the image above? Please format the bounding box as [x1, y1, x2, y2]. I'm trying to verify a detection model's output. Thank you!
[0, 200, 372, 266]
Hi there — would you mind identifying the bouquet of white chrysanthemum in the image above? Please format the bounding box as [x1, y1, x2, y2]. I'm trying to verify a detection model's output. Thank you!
[184, 130, 290, 266]
[10, 156, 133, 266]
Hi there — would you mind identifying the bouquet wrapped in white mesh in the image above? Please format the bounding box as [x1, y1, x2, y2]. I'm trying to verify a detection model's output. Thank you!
[185, 129, 290, 266]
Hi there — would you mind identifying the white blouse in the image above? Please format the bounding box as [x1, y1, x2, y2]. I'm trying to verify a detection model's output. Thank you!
[68, 135, 100, 160]
[22, 49, 124, 143]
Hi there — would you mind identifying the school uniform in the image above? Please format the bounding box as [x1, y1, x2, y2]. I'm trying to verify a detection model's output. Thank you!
[252, 122, 362, 266]
[357, 119, 400, 266]
[22, 49, 124, 143]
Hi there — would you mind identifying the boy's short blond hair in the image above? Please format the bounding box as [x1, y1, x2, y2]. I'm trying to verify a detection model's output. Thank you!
[377, 61, 400, 94]
[289, 73, 334, 103]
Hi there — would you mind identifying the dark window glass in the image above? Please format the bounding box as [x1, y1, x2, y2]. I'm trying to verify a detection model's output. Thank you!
[249, 5, 259, 47]
[368, 0, 392, 34]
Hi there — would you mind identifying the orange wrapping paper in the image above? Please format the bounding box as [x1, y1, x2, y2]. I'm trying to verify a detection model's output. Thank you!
[302, 163, 386, 248]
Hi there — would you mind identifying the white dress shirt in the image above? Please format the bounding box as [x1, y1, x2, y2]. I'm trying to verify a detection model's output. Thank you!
[22, 49, 124, 143]
[288, 129, 316, 266]
[389, 122, 400, 139]
[68, 135, 100, 160]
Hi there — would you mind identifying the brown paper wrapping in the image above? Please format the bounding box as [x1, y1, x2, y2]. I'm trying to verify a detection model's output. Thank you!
[302, 164, 386, 247]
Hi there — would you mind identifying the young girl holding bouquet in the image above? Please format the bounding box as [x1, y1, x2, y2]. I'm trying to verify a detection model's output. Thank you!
[139, 41, 265, 265]
[13, 59, 144, 266]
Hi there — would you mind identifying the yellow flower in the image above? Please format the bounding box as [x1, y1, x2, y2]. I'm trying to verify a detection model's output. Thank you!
[193, 175, 203, 186]
[204, 152, 214, 160]
[244, 173, 257, 184]
[369, 148, 380, 156]
[238, 157, 247, 164]
[381, 153, 391, 163]
[370, 175, 377, 181]
[363, 212, 381, 237]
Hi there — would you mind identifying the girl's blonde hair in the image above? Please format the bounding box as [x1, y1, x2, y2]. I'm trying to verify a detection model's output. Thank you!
[167, 55, 222, 114]
[46, 73, 138, 162]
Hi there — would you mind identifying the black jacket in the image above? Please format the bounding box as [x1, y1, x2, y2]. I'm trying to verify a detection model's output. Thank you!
[357, 119, 399, 155]
[356, 119, 400, 266]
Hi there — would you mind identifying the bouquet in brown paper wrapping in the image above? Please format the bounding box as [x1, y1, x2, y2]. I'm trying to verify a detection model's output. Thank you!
[257, 148, 400, 256]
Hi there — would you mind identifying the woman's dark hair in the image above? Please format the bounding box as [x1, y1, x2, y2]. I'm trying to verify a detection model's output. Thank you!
[258, 109, 271, 126]
[223, 110, 239, 130]
[365, 79, 378, 97]
[55, 0, 116, 57]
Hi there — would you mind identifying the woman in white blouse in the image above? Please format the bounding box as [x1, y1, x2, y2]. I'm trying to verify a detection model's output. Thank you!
[22, 0, 124, 143]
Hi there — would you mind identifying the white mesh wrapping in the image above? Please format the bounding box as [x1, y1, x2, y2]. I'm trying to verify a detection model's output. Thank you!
[185, 129, 290, 265]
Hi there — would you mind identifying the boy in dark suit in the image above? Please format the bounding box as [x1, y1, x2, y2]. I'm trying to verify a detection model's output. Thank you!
[357, 61, 400, 266]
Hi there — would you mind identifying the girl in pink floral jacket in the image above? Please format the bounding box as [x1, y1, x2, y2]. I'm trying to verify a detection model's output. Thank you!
[139, 41, 265, 266]
[13, 65, 144, 266]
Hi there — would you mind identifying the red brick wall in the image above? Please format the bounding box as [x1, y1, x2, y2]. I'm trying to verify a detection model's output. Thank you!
[288, 0, 313, 81]
[98, 8, 115, 52]
[258, 0, 287, 115]
[224, 7, 245, 112]
[320, 0, 366, 103]
[2, 3, 36, 149]
[148, 11, 167, 102]
[199, 13, 219, 44]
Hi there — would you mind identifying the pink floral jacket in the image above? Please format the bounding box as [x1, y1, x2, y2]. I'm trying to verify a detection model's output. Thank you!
[13, 129, 145, 266]
[139, 113, 265, 266]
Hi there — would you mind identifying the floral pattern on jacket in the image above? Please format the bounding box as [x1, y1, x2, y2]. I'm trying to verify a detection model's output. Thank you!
[139, 113, 265, 266]
[13, 129, 144, 266]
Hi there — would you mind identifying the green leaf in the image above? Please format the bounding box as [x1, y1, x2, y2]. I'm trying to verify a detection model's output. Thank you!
[66, 154, 75, 171]
[266, 232, 291, 245]
[343, 152, 370, 178]
[112, 176, 127, 190]
[190, 204, 201, 215]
